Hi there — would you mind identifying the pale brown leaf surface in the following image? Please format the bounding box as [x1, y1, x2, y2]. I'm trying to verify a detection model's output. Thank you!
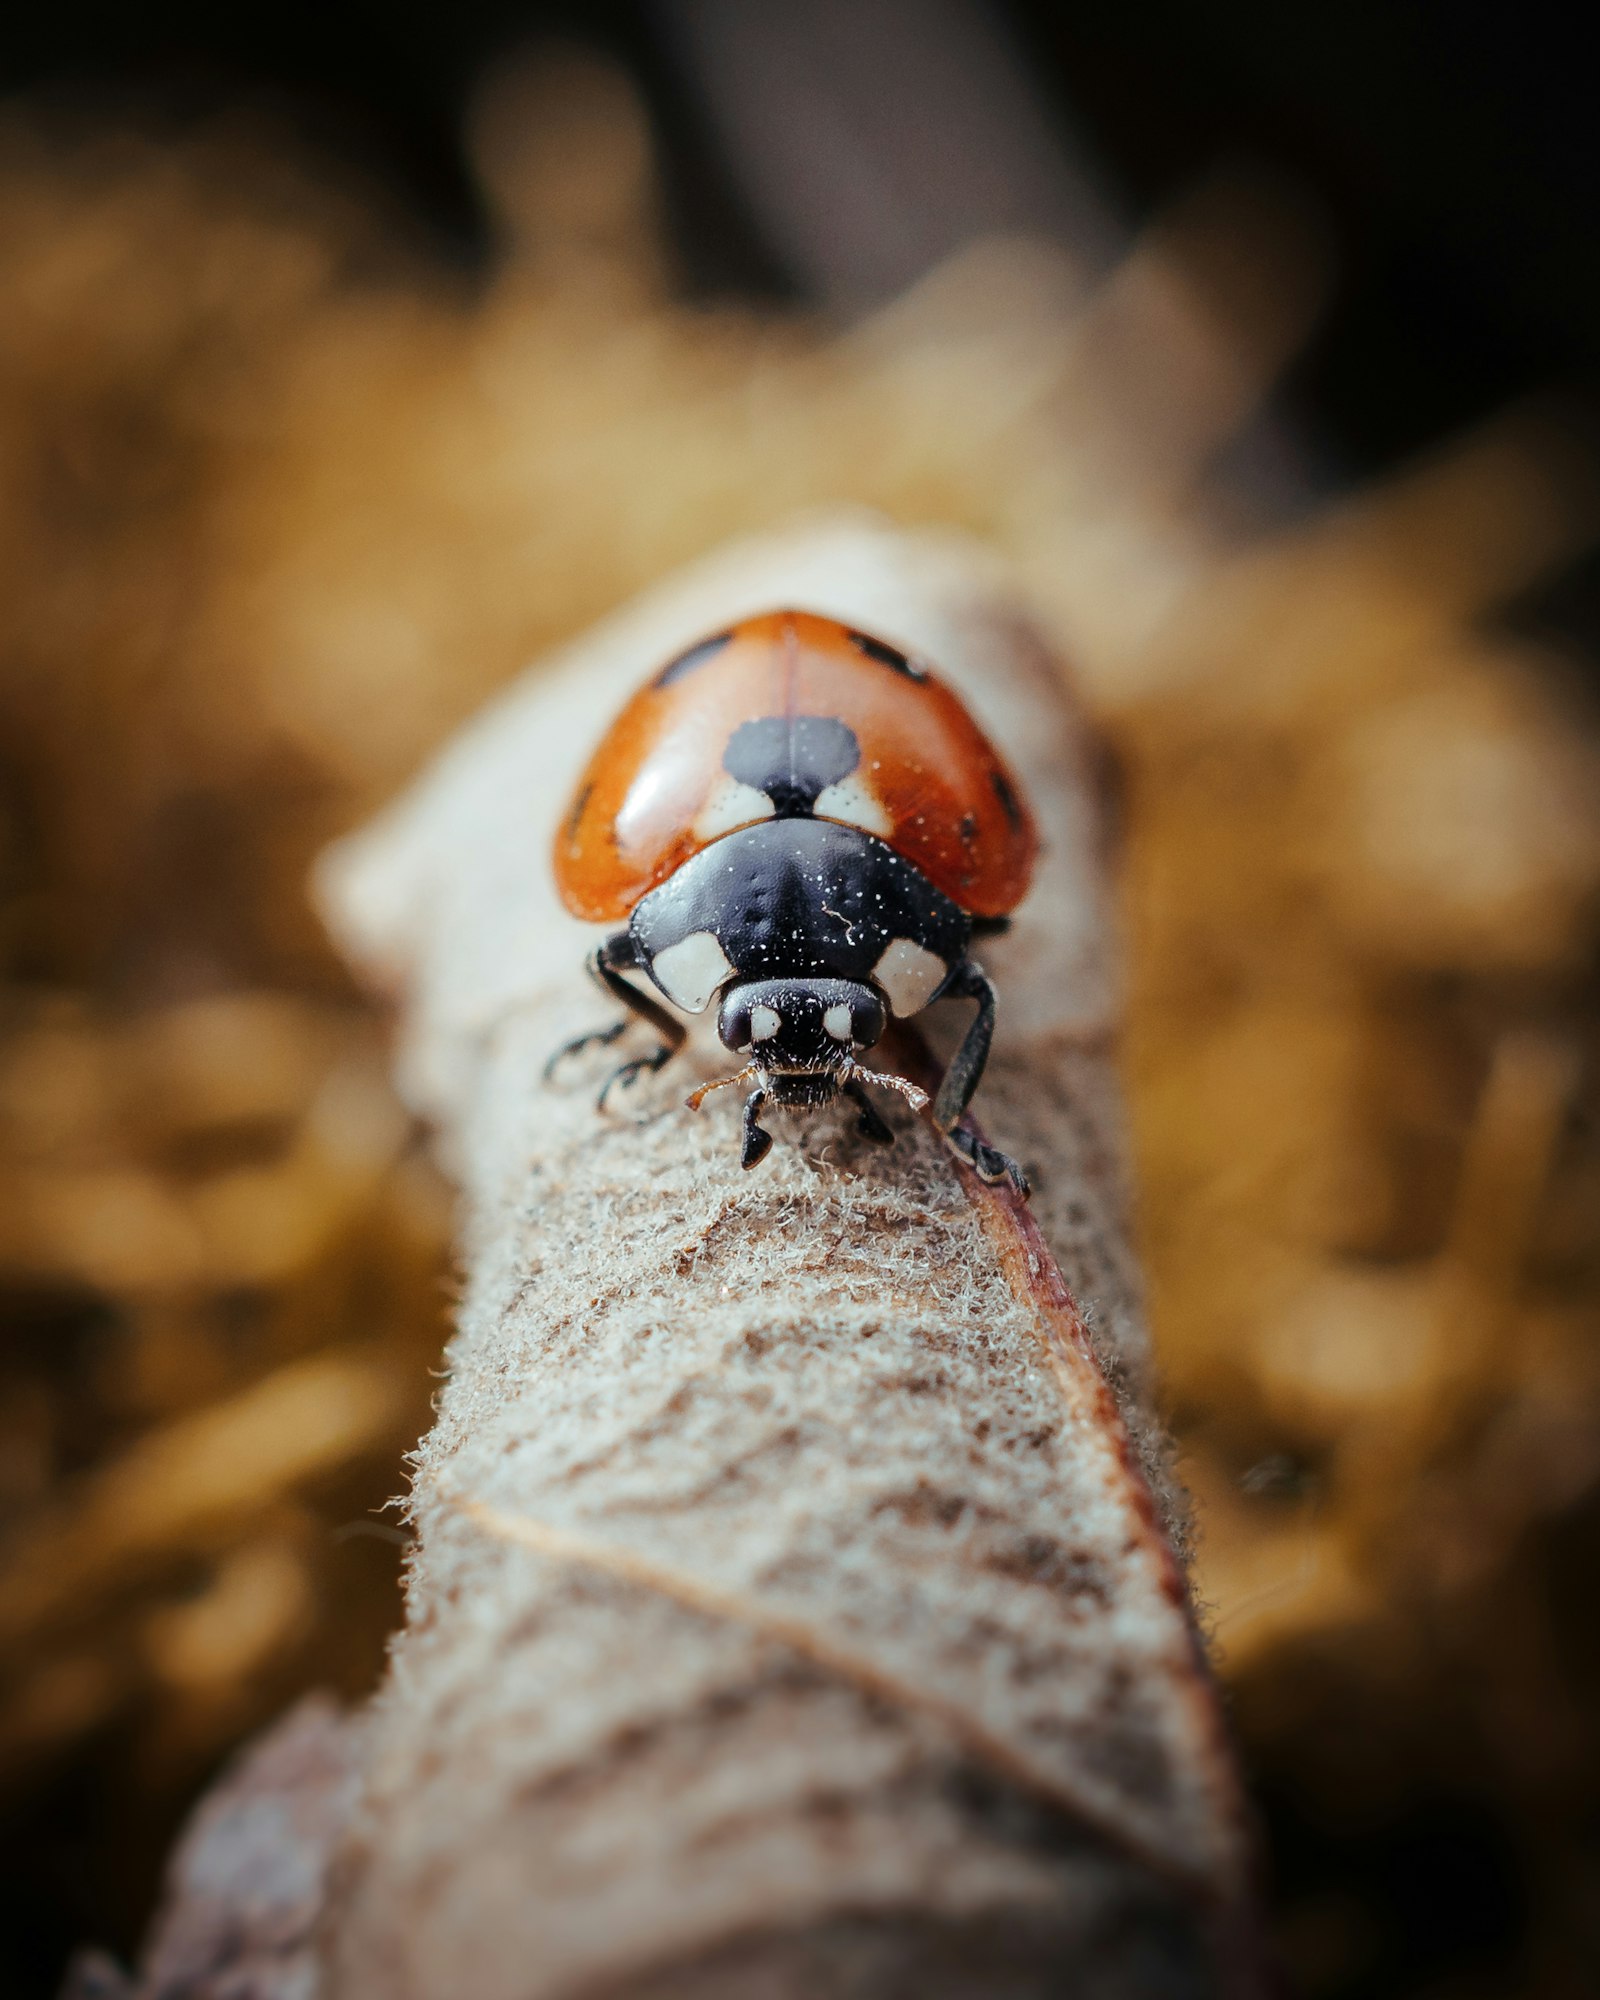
[315, 518, 1258, 1997]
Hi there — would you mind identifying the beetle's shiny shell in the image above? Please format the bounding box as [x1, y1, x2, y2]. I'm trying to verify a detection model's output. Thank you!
[553, 609, 1037, 923]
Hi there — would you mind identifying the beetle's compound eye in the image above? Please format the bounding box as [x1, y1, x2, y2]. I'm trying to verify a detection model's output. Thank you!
[716, 997, 751, 1050]
[852, 991, 886, 1048]
[823, 1003, 852, 1041]
[750, 1004, 782, 1041]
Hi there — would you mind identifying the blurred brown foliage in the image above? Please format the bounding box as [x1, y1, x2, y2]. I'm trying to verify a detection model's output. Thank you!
[3, 48, 1600, 1998]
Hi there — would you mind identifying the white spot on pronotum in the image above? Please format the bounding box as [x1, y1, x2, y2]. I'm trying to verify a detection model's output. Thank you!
[693, 777, 775, 842]
[823, 1003, 853, 1041]
[813, 775, 893, 837]
[651, 932, 734, 1013]
[873, 937, 947, 1017]
[750, 1004, 782, 1041]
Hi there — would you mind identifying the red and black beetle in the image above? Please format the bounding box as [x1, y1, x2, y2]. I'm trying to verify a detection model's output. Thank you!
[548, 609, 1037, 1191]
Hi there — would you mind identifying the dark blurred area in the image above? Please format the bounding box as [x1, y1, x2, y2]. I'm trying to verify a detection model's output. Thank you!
[10, 0, 1600, 460]
[2, 4, 1598, 1997]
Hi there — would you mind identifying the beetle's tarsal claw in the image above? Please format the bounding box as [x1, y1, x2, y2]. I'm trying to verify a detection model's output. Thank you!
[943, 1126, 1030, 1199]
[544, 1018, 627, 1082]
[596, 1044, 672, 1114]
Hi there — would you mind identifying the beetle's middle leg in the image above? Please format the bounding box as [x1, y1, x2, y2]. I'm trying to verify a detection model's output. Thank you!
[544, 930, 685, 1108]
[929, 958, 1029, 1196]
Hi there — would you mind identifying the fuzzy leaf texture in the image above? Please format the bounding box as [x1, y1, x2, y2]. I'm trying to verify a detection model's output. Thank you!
[312, 518, 1261, 1999]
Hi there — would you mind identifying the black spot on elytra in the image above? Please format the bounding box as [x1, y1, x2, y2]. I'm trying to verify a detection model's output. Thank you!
[958, 812, 978, 844]
[653, 630, 732, 687]
[723, 714, 860, 815]
[848, 629, 926, 680]
[990, 767, 1025, 832]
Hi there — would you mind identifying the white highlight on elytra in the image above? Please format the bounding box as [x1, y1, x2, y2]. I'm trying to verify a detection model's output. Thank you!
[813, 774, 893, 837]
[693, 776, 775, 843]
[873, 937, 947, 1018]
[651, 931, 733, 1013]
[823, 1003, 853, 1041]
[750, 1004, 782, 1041]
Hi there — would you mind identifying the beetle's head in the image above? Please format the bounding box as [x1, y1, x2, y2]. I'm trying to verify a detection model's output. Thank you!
[717, 978, 884, 1105]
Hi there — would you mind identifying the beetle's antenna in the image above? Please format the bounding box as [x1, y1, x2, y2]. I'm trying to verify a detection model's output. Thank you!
[686, 1065, 762, 1112]
[845, 1060, 930, 1112]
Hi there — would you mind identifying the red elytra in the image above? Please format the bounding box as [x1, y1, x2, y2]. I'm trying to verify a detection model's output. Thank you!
[553, 609, 1038, 925]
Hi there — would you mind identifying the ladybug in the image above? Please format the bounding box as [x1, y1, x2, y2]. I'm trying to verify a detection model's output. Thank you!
[548, 609, 1037, 1192]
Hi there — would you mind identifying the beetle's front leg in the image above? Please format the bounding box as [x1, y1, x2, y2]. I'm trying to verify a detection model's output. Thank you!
[930, 959, 1029, 1197]
[843, 1077, 894, 1145]
[740, 1086, 772, 1169]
